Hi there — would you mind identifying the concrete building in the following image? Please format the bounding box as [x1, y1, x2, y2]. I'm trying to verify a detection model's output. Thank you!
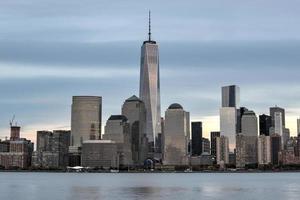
[0, 139, 33, 169]
[191, 122, 202, 156]
[0, 140, 10, 152]
[32, 130, 70, 168]
[121, 95, 148, 165]
[81, 140, 118, 169]
[139, 12, 161, 149]
[202, 138, 210, 154]
[210, 131, 220, 161]
[10, 126, 20, 141]
[163, 103, 190, 166]
[236, 134, 246, 168]
[103, 115, 132, 166]
[257, 135, 271, 165]
[216, 136, 229, 165]
[71, 96, 102, 147]
[259, 114, 272, 136]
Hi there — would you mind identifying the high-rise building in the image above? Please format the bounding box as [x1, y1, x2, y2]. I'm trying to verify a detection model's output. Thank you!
[210, 131, 220, 161]
[216, 136, 229, 165]
[270, 106, 285, 127]
[274, 112, 283, 136]
[10, 126, 20, 141]
[222, 85, 240, 108]
[270, 134, 281, 165]
[259, 114, 272, 136]
[236, 134, 246, 168]
[257, 135, 271, 165]
[220, 85, 240, 151]
[103, 115, 132, 166]
[163, 103, 190, 166]
[32, 130, 70, 168]
[241, 110, 258, 165]
[121, 95, 148, 165]
[139, 12, 161, 150]
[220, 107, 237, 151]
[202, 138, 210, 154]
[191, 122, 202, 156]
[71, 96, 102, 147]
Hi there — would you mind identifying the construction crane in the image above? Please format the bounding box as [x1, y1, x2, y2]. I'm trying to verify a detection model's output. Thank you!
[9, 115, 16, 127]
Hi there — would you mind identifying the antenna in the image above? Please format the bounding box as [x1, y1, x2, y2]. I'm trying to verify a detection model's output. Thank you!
[148, 10, 151, 41]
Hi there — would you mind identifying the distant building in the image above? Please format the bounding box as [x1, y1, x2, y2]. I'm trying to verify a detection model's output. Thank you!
[71, 96, 102, 147]
[257, 135, 271, 165]
[216, 136, 229, 165]
[191, 122, 202, 156]
[121, 95, 148, 165]
[139, 14, 161, 150]
[297, 118, 300, 136]
[10, 126, 20, 141]
[0, 139, 33, 169]
[210, 131, 220, 161]
[32, 130, 70, 168]
[202, 137, 210, 154]
[220, 85, 240, 151]
[103, 115, 132, 166]
[163, 103, 190, 166]
[270, 106, 285, 127]
[270, 134, 281, 165]
[279, 138, 300, 165]
[0, 140, 10, 152]
[81, 140, 119, 169]
[236, 134, 246, 168]
[259, 114, 271, 136]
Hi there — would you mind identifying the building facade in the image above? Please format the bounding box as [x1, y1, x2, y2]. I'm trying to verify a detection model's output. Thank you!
[139, 14, 161, 150]
[163, 103, 190, 166]
[259, 114, 272, 136]
[191, 122, 202, 156]
[257, 135, 271, 165]
[71, 96, 102, 147]
[216, 136, 229, 165]
[210, 131, 220, 161]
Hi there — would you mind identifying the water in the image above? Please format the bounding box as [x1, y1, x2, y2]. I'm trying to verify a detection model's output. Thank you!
[0, 172, 300, 200]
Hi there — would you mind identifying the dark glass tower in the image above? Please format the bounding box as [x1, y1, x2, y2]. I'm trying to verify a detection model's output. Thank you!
[191, 122, 202, 156]
[259, 114, 272, 136]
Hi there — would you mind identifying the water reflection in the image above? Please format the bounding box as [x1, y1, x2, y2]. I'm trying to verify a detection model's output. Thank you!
[69, 186, 100, 200]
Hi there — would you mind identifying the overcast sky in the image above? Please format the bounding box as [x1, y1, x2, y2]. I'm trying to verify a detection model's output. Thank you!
[0, 0, 300, 142]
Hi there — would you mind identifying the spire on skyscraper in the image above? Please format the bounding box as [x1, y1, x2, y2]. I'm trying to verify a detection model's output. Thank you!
[148, 10, 151, 41]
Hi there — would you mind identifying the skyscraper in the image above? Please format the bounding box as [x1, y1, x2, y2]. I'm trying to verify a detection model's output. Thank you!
[191, 122, 202, 156]
[259, 114, 272, 136]
[121, 95, 148, 165]
[222, 85, 240, 108]
[220, 85, 240, 151]
[270, 106, 285, 127]
[163, 103, 190, 166]
[71, 96, 102, 147]
[216, 135, 229, 165]
[139, 12, 161, 150]
[210, 131, 220, 160]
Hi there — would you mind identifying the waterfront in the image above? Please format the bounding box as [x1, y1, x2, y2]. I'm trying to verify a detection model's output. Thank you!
[0, 173, 300, 200]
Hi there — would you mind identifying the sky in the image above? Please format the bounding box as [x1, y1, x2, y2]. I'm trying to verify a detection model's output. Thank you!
[1, 0, 300, 143]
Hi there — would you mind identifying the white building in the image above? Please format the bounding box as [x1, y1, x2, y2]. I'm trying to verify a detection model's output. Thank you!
[257, 135, 271, 165]
[163, 103, 190, 166]
[216, 136, 229, 165]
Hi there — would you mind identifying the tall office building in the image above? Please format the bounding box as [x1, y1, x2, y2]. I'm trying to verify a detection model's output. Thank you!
[297, 118, 300, 136]
[103, 115, 132, 166]
[259, 114, 272, 136]
[216, 135, 229, 165]
[257, 135, 271, 165]
[222, 85, 240, 107]
[220, 85, 240, 151]
[139, 12, 161, 149]
[270, 106, 285, 127]
[121, 95, 148, 165]
[274, 112, 283, 136]
[270, 134, 281, 165]
[202, 138, 210, 154]
[163, 103, 190, 166]
[210, 131, 220, 160]
[71, 96, 102, 147]
[191, 122, 202, 156]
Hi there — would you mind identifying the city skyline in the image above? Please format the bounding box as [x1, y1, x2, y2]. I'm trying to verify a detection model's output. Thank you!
[1, 1, 300, 144]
